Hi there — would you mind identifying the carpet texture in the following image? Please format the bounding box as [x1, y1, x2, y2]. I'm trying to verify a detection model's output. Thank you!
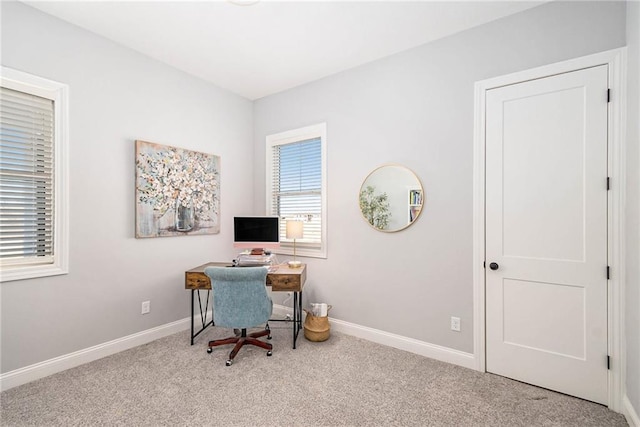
[0, 326, 628, 426]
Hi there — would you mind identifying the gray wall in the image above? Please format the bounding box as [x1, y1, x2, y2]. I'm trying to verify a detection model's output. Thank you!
[1, 2, 637, 418]
[0, 2, 253, 373]
[253, 1, 627, 354]
[625, 0, 640, 416]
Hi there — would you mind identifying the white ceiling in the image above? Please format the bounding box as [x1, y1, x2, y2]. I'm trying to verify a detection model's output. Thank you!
[24, 1, 544, 100]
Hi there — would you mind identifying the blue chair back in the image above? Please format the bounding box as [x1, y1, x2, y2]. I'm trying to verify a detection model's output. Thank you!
[204, 266, 272, 329]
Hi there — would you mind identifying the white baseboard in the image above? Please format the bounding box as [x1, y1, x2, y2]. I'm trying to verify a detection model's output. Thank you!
[0, 316, 192, 392]
[1, 306, 473, 392]
[328, 317, 476, 369]
[272, 303, 294, 318]
[624, 394, 640, 427]
[275, 303, 476, 369]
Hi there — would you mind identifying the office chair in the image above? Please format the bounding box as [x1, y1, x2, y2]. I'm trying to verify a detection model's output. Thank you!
[204, 266, 273, 366]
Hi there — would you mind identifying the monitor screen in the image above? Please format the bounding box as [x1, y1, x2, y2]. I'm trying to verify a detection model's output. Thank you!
[233, 216, 280, 250]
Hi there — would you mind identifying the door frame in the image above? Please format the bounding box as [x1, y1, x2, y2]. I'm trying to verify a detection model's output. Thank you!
[472, 48, 627, 410]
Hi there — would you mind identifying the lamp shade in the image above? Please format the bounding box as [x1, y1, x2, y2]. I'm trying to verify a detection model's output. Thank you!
[286, 220, 304, 239]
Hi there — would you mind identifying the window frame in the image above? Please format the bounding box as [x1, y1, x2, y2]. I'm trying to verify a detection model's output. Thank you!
[266, 122, 327, 259]
[0, 67, 69, 282]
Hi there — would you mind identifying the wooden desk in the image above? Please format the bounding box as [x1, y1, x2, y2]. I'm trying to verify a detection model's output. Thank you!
[185, 262, 306, 348]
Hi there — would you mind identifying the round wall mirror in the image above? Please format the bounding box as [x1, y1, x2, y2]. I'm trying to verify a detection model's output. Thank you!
[359, 164, 424, 232]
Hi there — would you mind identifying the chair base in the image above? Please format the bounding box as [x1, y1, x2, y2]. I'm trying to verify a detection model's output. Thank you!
[207, 326, 272, 365]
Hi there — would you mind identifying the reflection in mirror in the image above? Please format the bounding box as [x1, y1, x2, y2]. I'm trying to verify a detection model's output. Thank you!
[359, 164, 424, 232]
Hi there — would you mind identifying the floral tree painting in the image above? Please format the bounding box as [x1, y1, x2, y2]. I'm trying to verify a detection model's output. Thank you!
[135, 140, 220, 238]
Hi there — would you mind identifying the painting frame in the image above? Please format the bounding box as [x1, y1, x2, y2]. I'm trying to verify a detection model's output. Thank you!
[135, 140, 220, 238]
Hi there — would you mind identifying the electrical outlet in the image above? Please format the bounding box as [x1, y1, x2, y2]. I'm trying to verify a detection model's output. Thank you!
[141, 300, 150, 315]
[450, 316, 461, 332]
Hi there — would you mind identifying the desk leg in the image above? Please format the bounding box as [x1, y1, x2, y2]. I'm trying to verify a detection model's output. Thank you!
[190, 289, 213, 345]
[293, 292, 297, 349]
[191, 290, 195, 345]
[292, 290, 303, 349]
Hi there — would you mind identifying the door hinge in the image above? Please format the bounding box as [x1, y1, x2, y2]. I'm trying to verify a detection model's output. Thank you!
[607, 266, 610, 280]
[607, 355, 611, 370]
[607, 177, 610, 190]
[607, 88, 611, 103]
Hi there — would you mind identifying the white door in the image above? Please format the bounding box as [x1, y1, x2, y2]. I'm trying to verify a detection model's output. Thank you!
[485, 65, 609, 404]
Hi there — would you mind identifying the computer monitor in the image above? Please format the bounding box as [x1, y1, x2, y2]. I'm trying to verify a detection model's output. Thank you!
[233, 216, 280, 252]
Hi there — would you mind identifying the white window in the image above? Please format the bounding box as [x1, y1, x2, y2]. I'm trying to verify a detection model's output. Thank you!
[266, 123, 327, 258]
[0, 67, 69, 282]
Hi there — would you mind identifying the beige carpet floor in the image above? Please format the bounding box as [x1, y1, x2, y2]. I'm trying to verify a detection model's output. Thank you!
[0, 325, 629, 426]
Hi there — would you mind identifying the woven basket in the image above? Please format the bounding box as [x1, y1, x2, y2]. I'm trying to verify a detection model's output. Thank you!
[303, 306, 332, 342]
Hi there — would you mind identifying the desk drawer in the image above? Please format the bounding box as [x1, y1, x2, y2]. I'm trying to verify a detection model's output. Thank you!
[267, 274, 301, 292]
[185, 273, 211, 290]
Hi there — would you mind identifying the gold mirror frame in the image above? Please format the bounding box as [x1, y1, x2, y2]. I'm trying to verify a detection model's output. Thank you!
[359, 164, 424, 232]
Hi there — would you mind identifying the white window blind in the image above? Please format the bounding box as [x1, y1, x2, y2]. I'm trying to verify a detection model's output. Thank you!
[267, 123, 327, 258]
[0, 86, 55, 266]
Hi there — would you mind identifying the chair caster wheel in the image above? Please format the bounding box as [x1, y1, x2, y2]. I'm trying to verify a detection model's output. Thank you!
[267, 335, 272, 340]
[226, 360, 233, 366]
[207, 348, 212, 354]
[267, 351, 273, 356]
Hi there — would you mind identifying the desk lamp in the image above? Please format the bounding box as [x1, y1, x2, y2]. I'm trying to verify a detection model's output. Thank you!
[286, 220, 303, 268]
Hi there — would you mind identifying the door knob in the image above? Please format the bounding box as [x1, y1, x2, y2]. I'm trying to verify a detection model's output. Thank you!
[489, 262, 499, 270]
